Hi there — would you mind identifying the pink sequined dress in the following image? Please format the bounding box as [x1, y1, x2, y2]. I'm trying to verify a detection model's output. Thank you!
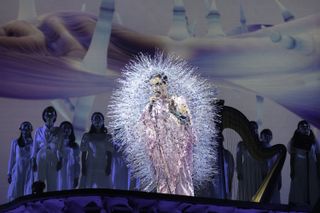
[139, 96, 196, 196]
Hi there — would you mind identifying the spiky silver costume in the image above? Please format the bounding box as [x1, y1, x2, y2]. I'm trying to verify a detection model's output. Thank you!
[108, 52, 219, 195]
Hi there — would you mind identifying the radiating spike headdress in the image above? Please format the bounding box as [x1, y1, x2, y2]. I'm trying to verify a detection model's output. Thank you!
[108, 51, 220, 190]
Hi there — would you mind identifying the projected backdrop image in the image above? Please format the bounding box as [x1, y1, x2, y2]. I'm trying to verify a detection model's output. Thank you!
[0, 0, 319, 207]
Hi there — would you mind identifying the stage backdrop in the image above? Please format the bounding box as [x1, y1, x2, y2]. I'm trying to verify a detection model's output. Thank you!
[0, 0, 319, 205]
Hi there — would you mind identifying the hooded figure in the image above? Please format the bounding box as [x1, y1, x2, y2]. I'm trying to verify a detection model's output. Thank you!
[137, 73, 195, 195]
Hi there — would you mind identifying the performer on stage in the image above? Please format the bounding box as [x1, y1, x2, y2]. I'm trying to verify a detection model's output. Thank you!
[139, 73, 195, 195]
[108, 52, 219, 196]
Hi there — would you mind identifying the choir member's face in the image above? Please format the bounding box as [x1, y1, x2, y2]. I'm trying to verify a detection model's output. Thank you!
[249, 122, 258, 136]
[44, 111, 56, 127]
[61, 123, 72, 137]
[92, 114, 104, 129]
[20, 122, 32, 138]
[298, 122, 310, 136]
[261, 132, 272, 144]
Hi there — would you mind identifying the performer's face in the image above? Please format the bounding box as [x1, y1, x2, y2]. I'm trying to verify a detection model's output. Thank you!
[150, 77, 167, 97]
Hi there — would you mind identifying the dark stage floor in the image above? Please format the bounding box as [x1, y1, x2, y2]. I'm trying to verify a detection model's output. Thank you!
[0, 188, 312, 213]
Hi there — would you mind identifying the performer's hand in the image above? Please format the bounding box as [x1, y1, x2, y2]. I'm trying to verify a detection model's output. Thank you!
[149, 96, 158, 112]
[73, 178, 79, 188]
[150, 96, 158, 103]
[7, 174, 12, 184]
[82, 165, 87, 176]
[56, 160, 62, 171]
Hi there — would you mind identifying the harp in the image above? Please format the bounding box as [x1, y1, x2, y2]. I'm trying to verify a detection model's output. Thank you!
[220, 103, 287, 203]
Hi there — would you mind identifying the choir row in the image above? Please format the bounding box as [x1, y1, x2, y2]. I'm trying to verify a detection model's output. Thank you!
[7, 106, 320, 208]
[7, 106, 131, 201]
